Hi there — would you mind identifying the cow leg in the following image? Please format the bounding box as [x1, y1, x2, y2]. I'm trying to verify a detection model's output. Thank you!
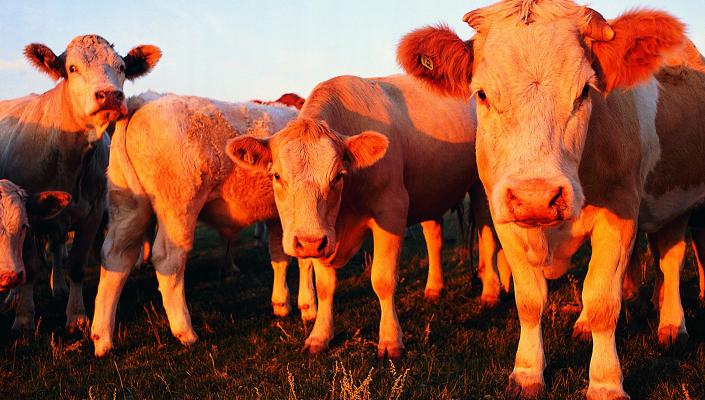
[421, 218, 444, 302]
[503, 248, 547, 398]
[267, 221, 292, 317]
[691, 228, 705, 301]
[49, 240, 69, 297]
[92, 190, 153, 357]
[648, 234, 664, 312]
[303, 259, 336, 355]
[369, 209, 406, 360]
[472, 183, 505, 308]
[651, 214, 689, 348]
[583, 213, 634, 400]
[65, 206, 104, 333]
[11, 283, 35, 331]
[297, 258, 317, 321]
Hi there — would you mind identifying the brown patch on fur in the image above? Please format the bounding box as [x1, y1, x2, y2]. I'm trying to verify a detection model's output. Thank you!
[124, 45, 162, 80]
[397, 25, 473, 99]
[591, 10, 685, 92]
[23, 44, 66, 81]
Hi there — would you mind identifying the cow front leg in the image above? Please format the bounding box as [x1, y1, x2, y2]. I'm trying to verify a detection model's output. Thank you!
[421, 219, 444, 302]
[303, 260, 336, 355]
[49, 240, 69, 297]
[651, 214, 689, 349]
[297, 258, 317, 321]
[583, 213, 634, 400]
[267, 221, 292, 317]
[11, 283, 35, 331]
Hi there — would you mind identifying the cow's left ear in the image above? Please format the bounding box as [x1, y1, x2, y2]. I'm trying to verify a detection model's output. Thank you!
[24, 43, 66, 81]
[123, 45, 162, 80]
[344, 131, 389, 170]
[591, 10, 685, 92]
[27, 191, 72, 220]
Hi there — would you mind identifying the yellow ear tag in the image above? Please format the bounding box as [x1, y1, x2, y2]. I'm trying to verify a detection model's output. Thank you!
[420, 54, 434, 71]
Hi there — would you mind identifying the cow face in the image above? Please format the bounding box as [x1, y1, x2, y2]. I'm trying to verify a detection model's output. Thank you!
[226, 118, 388, 259]
[24, 35, 161, 135]
[398, 1, 684, 228]
[0, 180, 71, 290]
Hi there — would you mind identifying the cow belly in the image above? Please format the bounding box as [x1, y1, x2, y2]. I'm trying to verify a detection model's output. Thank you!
[639, 184, 705, 232]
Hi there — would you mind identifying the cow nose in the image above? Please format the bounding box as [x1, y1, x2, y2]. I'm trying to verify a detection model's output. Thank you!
[95, 90, 124, 105]
[505, 179, 568, 227]
[0, 271, 20, 290]
[294, 235, 328, 258]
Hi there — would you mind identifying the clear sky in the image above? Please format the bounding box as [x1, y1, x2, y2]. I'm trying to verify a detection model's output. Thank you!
[1, 1, 702, 102]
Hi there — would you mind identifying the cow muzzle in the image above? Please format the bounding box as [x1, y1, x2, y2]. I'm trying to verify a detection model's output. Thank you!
[0, 270, 24, 290]
[292, 233, 331, 258]
[500, 178, 573, 227]
[92, 89, 127, 121]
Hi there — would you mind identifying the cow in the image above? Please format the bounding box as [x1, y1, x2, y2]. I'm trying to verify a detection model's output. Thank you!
[252, 93, 306, 110]
[397, 1, 694, 398]
[226, 73, 505, 360]
[0, 35, 160, 332]
[90, 93, 305, 357]
[0, 180, 71, 291]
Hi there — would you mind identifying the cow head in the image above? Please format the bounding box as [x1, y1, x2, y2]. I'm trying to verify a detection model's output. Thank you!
[398, 1, 684, 228]
[226, 118, 388, 258]
[0, 180, 71, 291]
[24, 34, 161, 135]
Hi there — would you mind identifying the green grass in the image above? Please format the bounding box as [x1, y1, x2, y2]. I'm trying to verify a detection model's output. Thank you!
[0, 217, 703, 399]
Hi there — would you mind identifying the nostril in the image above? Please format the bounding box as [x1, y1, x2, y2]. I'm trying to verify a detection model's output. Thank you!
[317, 236, 328, 252]
[115, 91, 124, 101]
[294, 237, 303, 250]
[549, 187, 566, 210]
[95, 91, 105, 102]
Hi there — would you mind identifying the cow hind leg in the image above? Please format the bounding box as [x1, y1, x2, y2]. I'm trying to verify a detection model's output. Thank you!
[691, 228, 705, 302]
[49, 240, 69, 297]
[652, 215, 689, 349]
[421, 218, 444, 302]
[92, 191, 153, 357]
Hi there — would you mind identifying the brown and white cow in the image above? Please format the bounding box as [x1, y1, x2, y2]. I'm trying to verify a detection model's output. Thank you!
[252, 93, 306, 110]
[0, 35, 160, 331]
[227, 74, 504, 359]
[398, 1, 695, 399]
[90, 93, 305, 356]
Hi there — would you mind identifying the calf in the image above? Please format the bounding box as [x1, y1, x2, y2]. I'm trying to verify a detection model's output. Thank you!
[0, 35, 160, 331]
[91, 93, 303, 356]
[227, 74, 496, 358]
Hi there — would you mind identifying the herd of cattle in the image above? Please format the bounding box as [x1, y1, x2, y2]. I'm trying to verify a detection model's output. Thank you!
[1, 1, 705, 399]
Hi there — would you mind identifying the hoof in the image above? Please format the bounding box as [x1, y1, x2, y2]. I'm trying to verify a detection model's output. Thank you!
[480, 294, 500, 309]
[174, 330, 198, 346]
[586, 386, 630, 400]
[298, 303, 317, 322]
[272, 301, 292, 318]
[377, 341, 404, 361]
[657, 326, 688, 350]
[67, 314, 90, 335]
[572, 321, 592, 343]
[302, 336, 329, 356]
[11, 314, 35, 332]
[424, 288, 442, 303]
[505, 375, 544, 399]
[92, 335, 113, 357]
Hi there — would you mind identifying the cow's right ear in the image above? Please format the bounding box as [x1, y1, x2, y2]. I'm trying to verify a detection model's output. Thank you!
[27, 191, 72, 220]
[397, 25, 473, 99]
[123, 45, 162, 80]
[226, 136, 272, 172]
[24, 43, 66, 81]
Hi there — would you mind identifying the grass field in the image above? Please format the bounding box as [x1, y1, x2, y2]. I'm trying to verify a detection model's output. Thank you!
[0, 215, 703, 400]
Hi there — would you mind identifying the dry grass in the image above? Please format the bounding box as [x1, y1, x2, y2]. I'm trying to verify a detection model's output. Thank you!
[0, 216, 703, 399]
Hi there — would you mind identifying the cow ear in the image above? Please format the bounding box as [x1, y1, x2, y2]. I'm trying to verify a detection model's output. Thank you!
[344, 131, 389, 170]
[123, 45, 162, 80]
[27, 191, 71, 220]
[226, 136, 272, 172]
[591, 10, 685, 92]
[24, 43, 66, 81]
[397, 25, 473, 99]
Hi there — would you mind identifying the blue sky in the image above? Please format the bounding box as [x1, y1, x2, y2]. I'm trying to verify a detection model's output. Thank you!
[1, 1, 702, 102]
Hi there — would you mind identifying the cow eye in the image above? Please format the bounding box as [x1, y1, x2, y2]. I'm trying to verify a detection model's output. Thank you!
[69, 65, 78, 74]
[118, 64, 125, 73]
[477, 90, 487, 101]
[331, 171, 345, 184]
[273, 172, 280, 181]
[580, 84, 590, 99]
